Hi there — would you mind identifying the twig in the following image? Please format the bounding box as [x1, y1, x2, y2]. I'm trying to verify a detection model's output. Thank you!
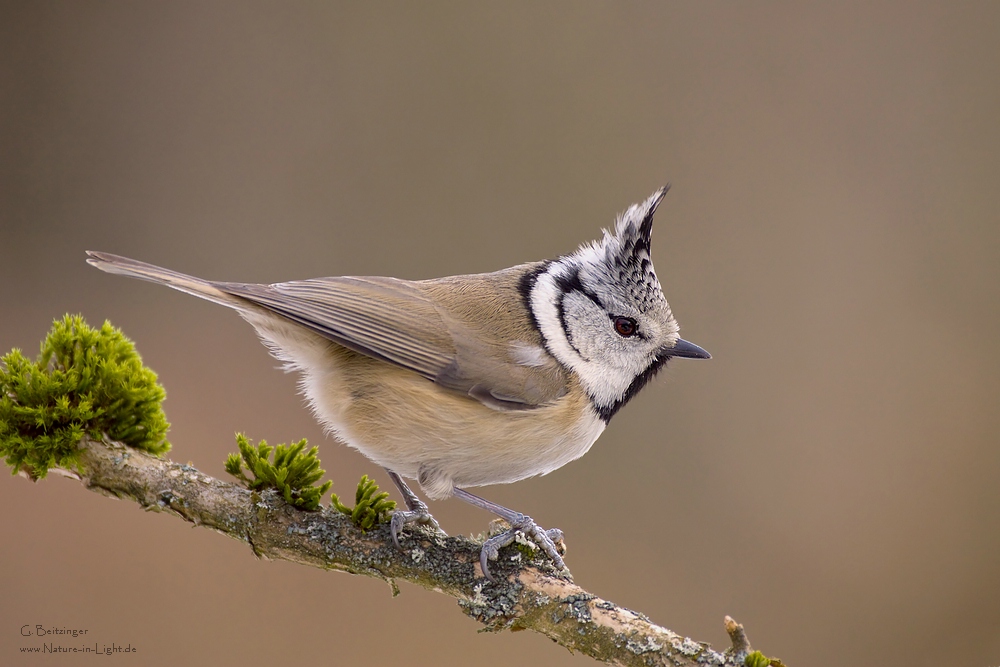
[40, 435, 758, 666]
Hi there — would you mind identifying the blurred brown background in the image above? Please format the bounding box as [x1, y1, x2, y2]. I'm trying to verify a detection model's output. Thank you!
[2, 2, 998, 666]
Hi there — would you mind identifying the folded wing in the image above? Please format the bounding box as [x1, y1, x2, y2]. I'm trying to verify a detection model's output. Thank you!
[218, 272, 568, 409]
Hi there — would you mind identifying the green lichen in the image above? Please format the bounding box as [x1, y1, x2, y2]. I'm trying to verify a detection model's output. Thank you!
[0, 315, 170, 478]
[225, 434, 332, 511]
[330, 474, 396, 531]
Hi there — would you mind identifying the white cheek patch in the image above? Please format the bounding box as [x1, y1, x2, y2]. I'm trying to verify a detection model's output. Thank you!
[530, 263, 636, 411]
[530, 266, 579, 369]
[574, 354, 640, 412]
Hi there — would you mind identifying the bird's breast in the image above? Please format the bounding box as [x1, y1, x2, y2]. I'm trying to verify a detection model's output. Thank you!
[302, 344, 605, 499]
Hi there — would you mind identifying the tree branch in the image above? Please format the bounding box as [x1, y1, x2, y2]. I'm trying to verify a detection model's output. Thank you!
[40, 436, 760, 666]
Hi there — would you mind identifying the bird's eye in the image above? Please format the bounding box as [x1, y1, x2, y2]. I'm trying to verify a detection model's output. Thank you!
[613, 316, 638, 338]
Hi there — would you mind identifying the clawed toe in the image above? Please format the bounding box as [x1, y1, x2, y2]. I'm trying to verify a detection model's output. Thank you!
[385, 470, 445, 549]
[479, 514, 566, 582]
[390, 509, 444, 549]
[449, 488, 569, 582]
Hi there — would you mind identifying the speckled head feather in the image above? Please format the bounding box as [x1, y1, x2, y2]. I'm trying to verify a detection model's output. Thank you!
[598, 185, 669, 311]
[571, 185, 673, 319]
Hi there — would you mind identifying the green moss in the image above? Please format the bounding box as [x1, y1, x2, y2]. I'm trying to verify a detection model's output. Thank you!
[330, 474, 396, 531]
[225, 436, 395, 523]
[225, 434, 332, 511]
[0, 315, 170, 478]
[745, 650, 786, 667]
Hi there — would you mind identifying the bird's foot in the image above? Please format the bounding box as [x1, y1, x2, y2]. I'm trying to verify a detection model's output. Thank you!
[390, 506, 444, 549]
[480, 513, 566, 582]
[450, 487, 569, 582]
[385, 469, 446, 548]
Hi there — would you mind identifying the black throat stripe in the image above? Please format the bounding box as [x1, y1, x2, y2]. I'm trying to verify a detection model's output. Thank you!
[593, 355, 670, 423]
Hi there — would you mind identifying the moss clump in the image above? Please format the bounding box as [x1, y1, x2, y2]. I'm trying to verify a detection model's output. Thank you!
[0, 315, 170, 478]
[225, 434, 332, 511]
[330, 474, 396, 531]
[225, 435, 395, 524]
[745, 650, 786, 667]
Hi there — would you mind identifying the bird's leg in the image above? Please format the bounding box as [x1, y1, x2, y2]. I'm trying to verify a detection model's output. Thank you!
[386, 469, 444, 548]
[452, 487, 566, 582]
[386, 469, 426, 512]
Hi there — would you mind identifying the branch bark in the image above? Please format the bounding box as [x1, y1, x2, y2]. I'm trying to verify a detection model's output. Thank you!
[40, 436, 758, 666]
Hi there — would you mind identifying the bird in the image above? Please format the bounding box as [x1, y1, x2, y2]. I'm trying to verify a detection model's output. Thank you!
[86, 186, 710, 581]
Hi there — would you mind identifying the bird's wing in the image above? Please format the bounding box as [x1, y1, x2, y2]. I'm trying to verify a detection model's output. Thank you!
[219, 276, 455, 382]
[219, 269, 568, 409]
[416, 267, 569, 409]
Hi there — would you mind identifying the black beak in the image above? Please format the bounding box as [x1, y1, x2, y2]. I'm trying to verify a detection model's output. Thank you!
[667, 338, 711, 360]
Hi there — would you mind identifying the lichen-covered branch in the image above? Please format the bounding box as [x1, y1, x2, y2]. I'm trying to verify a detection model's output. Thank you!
[44, 435, 761, 667]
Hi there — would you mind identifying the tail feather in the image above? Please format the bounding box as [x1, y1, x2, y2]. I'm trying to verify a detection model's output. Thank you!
[87, 251, 339, 375]
[85, 251, 244, 310]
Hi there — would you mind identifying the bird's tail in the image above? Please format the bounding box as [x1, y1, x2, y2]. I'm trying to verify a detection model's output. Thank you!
[85, 251, 244, 310]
